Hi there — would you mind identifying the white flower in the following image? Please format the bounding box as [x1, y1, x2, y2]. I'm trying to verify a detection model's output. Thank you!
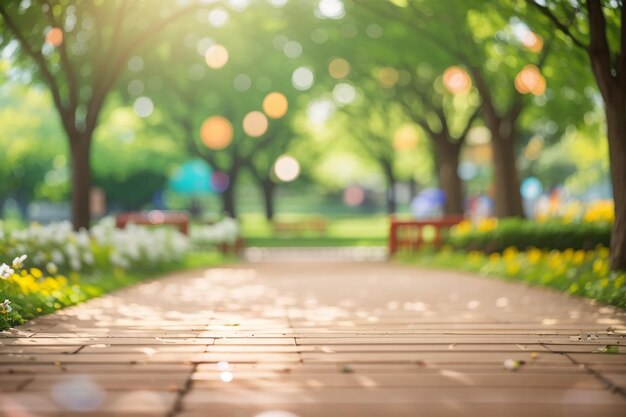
[1, 299, 12, 314]
[0, 263, 14, 279]
[11, 255, 27, 270]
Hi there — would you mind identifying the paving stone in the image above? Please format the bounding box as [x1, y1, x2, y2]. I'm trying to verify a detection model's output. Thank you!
[182, 386, 625, 406]
[176, 404, 626, 417]
[0, 390, 177, 414]
[3, 260, 625, 416]
[189, 372, 606, 389]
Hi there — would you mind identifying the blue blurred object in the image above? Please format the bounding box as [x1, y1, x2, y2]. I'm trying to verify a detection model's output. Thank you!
[411, 188, 447, 218]
[170, 159, 212, 195]
[520, 176, 543, 200]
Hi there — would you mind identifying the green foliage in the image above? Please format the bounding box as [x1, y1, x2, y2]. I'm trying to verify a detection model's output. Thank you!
[399, 247, 626, 308]
[450, 218, 611, 252]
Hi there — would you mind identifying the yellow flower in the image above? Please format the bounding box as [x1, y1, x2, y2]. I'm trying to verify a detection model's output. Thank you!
[527, 248, 543, 265]
[453, 220, 473, 237]
[30, 268, 43, 279]
[562, 249, 574, 262]
[572, 250, 585, 266]
[503, 247, 518, 262]
[592, 259, 607, 275]
[583, 200, 614, 224]
[489, 252, 501, 262]
[506, 263, 520, 275]
[547, 252, 562, 269]
[477, 218, 498, 233]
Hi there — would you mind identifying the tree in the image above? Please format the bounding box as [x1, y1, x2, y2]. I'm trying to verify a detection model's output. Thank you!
[0, 1, 201, 229]
[528, 0, 625, 270]
[135, 1, 312, 219]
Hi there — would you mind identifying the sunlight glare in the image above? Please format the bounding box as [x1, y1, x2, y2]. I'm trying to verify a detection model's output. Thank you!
[200, 116, 234, 149]
[442, 66, 472, 95]
[328, 57, 351, 79]
[274, 155, 300, 182]
[333, 82, 357, 105]
[515, 64, 546, 96]
[263, 92, 289, 119]
[292, 66, 314, 90]
[378, 67, 399, 88]
[205, 44, 229, 69]
[317, 0, 345, 19]
[243, 111, 269, 137]
[133, 97, 154, 118]
[45, 27, 63, 46]
[393, 124, 419, 150]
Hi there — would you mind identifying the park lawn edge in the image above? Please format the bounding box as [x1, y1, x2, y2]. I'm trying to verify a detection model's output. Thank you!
[396, 250, 626, 310]
[0, 250, 231, 331]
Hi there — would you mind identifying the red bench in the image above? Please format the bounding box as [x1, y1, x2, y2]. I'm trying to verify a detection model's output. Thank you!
[388, 215, 464, 256]
[115, 211, 190, 235]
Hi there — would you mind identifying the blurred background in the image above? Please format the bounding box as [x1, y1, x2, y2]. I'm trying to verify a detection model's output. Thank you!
[0, 0, 618, 248]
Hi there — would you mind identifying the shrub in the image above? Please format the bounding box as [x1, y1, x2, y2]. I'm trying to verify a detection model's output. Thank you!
[449, 218, 611, 253]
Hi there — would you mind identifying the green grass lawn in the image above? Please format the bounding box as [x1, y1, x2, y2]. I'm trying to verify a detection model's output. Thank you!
[240, 213, 389, 247]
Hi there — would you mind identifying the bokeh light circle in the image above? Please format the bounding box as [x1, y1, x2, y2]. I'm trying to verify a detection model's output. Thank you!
[378, 67, 399, 88]
[393, 125, 419, 151]
[328, 58, 351, 79]
[274, 155, 300, 182]
[442, 66, 472, 95]
[292, 66, 314, 91]
[317, 0, 345, 19]
[521, 32, 543, 52]
[45, 27, 64, 46]
[515, 65, 546, 96]
[205, 45, 229, 69]
[243, 111, 269, 137]
[200, 116, 233, 149]
[344, 185, 365, 207]
[211, 171, 230, 193]
[263, 92, 289, 119]
[521, 176, 543, 200]
[133, 97, 154, 118]
[333, 83, 357, 105]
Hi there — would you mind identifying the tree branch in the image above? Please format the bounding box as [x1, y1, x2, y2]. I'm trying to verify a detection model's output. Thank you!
[0, 4, 72, 136]
[455, 106, 481, 144]
[527, 0, 587, 49]
[40, 0, 79, 113]
[86, 3, 200, 136]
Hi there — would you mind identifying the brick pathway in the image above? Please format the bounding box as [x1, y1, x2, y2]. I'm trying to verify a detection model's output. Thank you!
[1, 259, 625, 416]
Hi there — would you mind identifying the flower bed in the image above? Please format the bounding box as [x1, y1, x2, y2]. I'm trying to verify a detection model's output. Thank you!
[399, 246, 626, 308]
[0, 217, 238, 330]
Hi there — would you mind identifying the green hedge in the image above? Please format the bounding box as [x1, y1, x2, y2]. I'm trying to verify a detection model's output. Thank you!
[450, 218, 611, 253]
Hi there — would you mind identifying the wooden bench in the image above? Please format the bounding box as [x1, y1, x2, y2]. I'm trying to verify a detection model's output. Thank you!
[388, 215, 464, 256]
[272, 217, 328, 235]
[115, 211, 190, 235]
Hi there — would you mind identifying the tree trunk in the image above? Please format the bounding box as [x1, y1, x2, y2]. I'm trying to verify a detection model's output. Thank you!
[261, 180, 276, 221]
[221, 185, 236, 218]
[491, 134, 524, 218]
[605, 93, 626, 270]
[382, 164, 397, 214]
[435, 141, 464, 216]
[70, 138, 92, 230]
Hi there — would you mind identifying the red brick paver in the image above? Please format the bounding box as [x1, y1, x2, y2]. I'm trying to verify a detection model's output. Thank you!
[1, 261, 625, 417]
